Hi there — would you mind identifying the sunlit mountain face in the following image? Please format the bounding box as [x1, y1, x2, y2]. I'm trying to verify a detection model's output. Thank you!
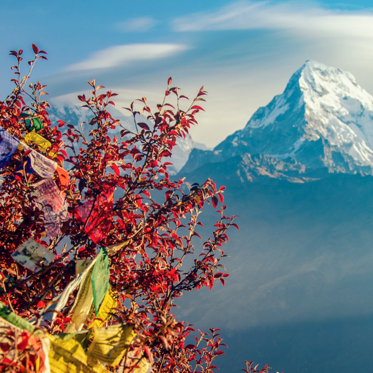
[182, 60, 373, 176]
[175, 62, 373, 373]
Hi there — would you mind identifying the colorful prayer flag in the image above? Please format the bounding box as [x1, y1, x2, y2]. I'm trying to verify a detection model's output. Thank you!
[24, 130, 51, 153]
[76, 187, 114, 244]
[0, 317, 50, 373]
[89, 286, 117, 329]
[0, 302, 50, 373]
[11, 239, 56, 272]
[48, 335, 108, 373]
[65, 257, 98, 333]
[91, 248, 110, 316]
[43, 273, 85, 323]
[22, 142, 57, 178]
[32, 179, 69, 238]
[20, 112, 44, 132]
[34, 178, 64, 212]
[56, 166, 70, 187]
[0, 302, 35, 333]
[76, 259, 93, 275]
[0, 128, 19, 169]
[87, 324, 135, 367]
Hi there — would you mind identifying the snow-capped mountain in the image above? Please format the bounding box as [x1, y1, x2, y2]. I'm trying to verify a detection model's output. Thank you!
[48, 102, 200, 174]
[181, 60, 373, 175]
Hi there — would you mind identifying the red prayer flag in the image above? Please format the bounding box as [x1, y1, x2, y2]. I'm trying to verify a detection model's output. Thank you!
[76, 187, 114, 244]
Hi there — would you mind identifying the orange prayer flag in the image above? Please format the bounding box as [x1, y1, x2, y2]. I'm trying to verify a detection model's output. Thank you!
[56, 166, 70, 187]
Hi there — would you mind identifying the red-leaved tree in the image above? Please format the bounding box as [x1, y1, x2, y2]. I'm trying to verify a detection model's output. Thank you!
[0, 45, 269, 373]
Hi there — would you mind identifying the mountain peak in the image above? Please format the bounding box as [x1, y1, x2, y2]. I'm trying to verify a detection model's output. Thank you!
[180, 61, 373, 176]
[284, 60, 358, 99]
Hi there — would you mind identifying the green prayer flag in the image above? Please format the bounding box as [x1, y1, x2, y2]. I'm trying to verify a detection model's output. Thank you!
[91, 248, 110, 316]
[0, 302, 35, 333]
[27, 117, 43, 132]
[20, 113, 43, 132]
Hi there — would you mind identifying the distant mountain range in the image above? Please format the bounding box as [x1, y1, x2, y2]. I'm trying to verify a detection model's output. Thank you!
[181, 60, 373, 177]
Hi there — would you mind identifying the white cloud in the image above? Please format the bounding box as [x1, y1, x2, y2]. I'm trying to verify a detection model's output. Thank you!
[173, 1, 373, 39]
[114, 17, 157, 32]
[66, 43, 188, 71]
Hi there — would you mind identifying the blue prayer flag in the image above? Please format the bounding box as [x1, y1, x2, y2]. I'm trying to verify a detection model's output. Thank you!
[0, 129, 19, 169]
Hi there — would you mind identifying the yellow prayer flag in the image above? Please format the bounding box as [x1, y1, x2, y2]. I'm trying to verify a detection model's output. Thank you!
[65, 259, 97, 333]
[87, 324, 135, 367]
[23, 130, 51, 153]
[76, 259, 93, 276]
[48, 335, 108, 373]
[89, 287, 117, 329]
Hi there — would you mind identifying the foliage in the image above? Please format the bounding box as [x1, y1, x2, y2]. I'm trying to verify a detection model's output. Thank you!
[0, 45, 269, 373]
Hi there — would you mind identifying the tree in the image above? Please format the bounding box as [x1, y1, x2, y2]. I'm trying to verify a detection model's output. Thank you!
[0, 45, 269, 373]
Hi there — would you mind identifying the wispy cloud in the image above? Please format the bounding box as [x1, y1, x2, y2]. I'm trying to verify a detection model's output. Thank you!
[173, 1, 373, 38]
[66, 44, 188, 71]
[114, 17, 157, 32]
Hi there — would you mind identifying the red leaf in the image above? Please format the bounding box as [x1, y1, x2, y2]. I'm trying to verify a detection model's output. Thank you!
[220, 278, 225, 286]
[215, 351, 225, 356]
[61, 149, 68, 158]
[192, 232, 202, 240]
[211, 196, 218, 208]
[159, 335, 170, 349]
[167, 77, 172, 86]
[36, 301, 45, 308]
[137, 122, 150, 131]
[31, 43, 39, 54]
[143, 345, 154, 363]
[191, 105, 205, 111]
[143, 190, 151, 197]
[218, 193, 224, 204]
[110, 164, 120, 176]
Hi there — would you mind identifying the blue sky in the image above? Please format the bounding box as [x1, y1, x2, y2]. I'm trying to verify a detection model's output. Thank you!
[2, 0, 373, 146]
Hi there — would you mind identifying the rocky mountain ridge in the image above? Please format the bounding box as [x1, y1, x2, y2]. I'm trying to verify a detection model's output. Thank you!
[181, 60, 373, 177]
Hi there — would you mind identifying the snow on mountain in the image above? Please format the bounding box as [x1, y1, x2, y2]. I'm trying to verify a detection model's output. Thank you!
[48, 101, 200, 174]
[181, 60, 373, 175]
